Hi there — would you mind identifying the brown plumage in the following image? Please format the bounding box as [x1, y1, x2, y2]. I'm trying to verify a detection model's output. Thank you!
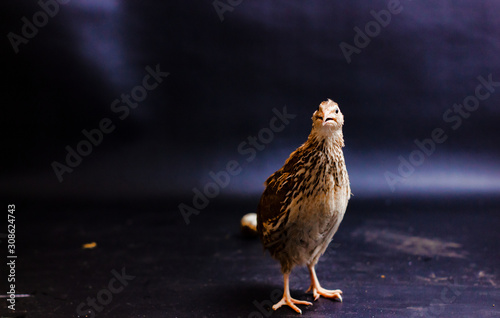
[257, 99, 351, 314]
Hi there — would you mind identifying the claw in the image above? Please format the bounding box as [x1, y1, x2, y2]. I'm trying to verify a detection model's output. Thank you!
[272, 296, 312, 314]
[307, 265, 343, 302]
[273, 273, 312, 314]
[306, 284, 343, 302]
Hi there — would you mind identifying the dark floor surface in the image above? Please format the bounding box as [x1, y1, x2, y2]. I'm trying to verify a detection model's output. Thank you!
[1, 195, 499, 318]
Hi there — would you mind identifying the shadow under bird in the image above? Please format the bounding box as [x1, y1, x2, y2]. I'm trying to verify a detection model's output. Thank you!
[257, 99, 351, 314]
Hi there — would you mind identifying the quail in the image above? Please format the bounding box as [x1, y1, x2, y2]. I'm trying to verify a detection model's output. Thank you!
[257, 99, 351, 314]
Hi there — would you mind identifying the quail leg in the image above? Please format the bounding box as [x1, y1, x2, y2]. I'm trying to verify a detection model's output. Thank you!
[273, 273, 312, 314]
[306, 264, 343, 302]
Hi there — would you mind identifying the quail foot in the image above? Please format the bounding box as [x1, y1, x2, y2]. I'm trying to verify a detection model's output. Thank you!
[257, 99, 351, 314]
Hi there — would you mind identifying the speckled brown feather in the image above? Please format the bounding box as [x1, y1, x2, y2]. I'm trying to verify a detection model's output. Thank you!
[258, 148, 303, 255]
[256, 100, 350, 274]
[257, 138, 318, 250]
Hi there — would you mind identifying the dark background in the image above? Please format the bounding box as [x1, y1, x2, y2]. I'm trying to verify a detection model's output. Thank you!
[2, 0, 500, 202]
[1, 1, 499, 317]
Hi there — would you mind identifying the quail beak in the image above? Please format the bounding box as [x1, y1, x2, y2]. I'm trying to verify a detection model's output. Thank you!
[324, 117, 337, 125]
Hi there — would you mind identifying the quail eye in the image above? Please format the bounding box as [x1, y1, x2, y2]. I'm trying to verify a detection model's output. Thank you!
[335, 109, 339, 114]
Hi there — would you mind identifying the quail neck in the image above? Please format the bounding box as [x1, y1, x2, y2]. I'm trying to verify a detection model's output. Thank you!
[256, 99, 351, 314]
